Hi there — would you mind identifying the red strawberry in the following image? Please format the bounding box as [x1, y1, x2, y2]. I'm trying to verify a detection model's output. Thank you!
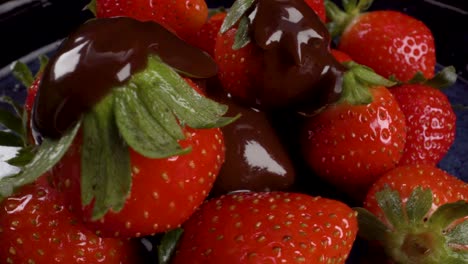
[172, 192, 358, 263]
[301, 63, 406, 200]
[214, 26, 263, 104]
[51, 124, 225, 238]
[305, 0, 326, 22]
[0, 176, 141, 263]
[390, 83, 456, 166]
[186, 11, 227, 57]
[356, 164, 468, 263]
[24, 77, 40, 115]
[95, 0, 209, 39]
[331, 48, 352, 63]
[327, 1, 436, 82]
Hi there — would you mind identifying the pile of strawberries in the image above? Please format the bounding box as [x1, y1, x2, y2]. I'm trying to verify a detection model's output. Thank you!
[0, 0, 466, 263]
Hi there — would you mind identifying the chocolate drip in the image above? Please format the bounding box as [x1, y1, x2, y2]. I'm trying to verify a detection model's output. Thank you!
[248, 0, 345, 111]
[33, 17, 217, 138]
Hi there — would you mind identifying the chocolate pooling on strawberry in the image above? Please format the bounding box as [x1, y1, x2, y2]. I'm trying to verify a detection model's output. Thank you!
[221, 0, 345, 113]
[33, 17, 218, 138]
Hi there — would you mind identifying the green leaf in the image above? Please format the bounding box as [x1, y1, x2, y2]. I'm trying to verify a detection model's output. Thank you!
[11, 61, 34, 88]
[446, 220, 468, 246]
[86, 0, 97, 16]
[407, 71, 427, 84]
[6, 146, 35, 167]
[375, 186, 406, 229]
[158, 228, 184, 264]
[132, 56, 236, 129]
[0, 108, 24, 137]
[0, 131, 24, 147]
[0, 96, 24, 118]
[428, 201, 468, 230]
[81, 94, 131, 220]
[406, 187, 433, 224]
[353, 66, 397, 87]
[38, 55, 49, 76]
[0, 121, 80, 198]
[220, 0, 255, 33]
[354, 207, 390, 242]
[233, 16, 251, 50]
[114, 85, 191, 159]
[425, 66, 458, 89]
[340, 71, 373, 105]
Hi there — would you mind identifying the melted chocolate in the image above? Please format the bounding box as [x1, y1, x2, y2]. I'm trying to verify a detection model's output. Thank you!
[209, 88, 295, 196]
[248, 0, 345, 111]
[33, 17, 217, 138]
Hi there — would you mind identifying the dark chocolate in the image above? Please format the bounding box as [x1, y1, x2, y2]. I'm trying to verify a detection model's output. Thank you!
[33, 17, 217, 138]
[209, 89, 296, 196]
[247, 0, 345, 112]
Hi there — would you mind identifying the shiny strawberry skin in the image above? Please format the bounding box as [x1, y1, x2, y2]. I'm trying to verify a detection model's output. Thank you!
[214, 27, 263, 104]
[302, 86, 407, 200]
[172, 192, 358, 264]
[96, 0, 208, 39]
[51, 126, 225, 238]
[390, 84, 456, 166]
[330, 48, 352, 63]
[0, 176, 140, 263]
[305, 0, 326, 22]
[364, 164, 468, 223]
[186, 12, 227, 57]
[339, 11, 436, 82]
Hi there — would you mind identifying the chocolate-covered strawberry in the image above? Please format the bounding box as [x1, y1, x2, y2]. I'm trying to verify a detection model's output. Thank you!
[208, 89, 296, 196]
[215, 0, 345, 113]
[0, 17, 235, 238]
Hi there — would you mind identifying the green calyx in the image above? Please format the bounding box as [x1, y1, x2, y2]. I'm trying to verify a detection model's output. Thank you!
[355, 186, 468, 264]
[325, 0, 373, 38]
[220, 0, 255, 50]
[0, 56, 237, 220]
[81, 55, 238, 219]
[339, 61, 396, 105]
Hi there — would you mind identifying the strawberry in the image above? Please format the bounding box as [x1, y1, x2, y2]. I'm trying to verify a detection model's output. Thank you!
[215, 0, 344, 112]
[0, 175, 141, 263]
[305, 0, 326, 22]
[186, 11, 227, 57]
[355, 164, 468, 263]
[0, 19, 234, 240]
[301, 62, 406, 201]
[214, 26, 263, 104]
[391, 84, 456, 166]
[327, 0, 436, 82]
[95, 0, 209, 39]
[51, 125, 225, 238]
[331, 48, 352, 63]
[172, 192, 358, 263]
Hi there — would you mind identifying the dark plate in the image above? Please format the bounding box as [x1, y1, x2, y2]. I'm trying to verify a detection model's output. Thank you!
[0, 0, 467, 263]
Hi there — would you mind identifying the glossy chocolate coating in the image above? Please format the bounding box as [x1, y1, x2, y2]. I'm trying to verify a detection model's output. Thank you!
[209, 89, 296, 196]
[33, 17, 217, 138]
[248, 0, 345, 112]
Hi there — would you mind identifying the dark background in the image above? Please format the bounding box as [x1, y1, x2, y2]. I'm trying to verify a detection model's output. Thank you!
[0, 0, 467, 79]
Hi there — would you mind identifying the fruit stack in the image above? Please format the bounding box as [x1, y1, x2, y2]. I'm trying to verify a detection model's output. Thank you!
[0, 0, 466, 263]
